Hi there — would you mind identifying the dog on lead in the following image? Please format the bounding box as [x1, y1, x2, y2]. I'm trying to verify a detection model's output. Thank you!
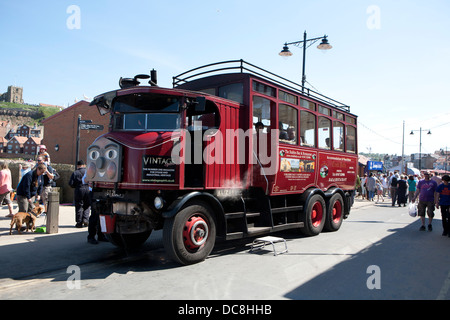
[9, 206, 43, 235]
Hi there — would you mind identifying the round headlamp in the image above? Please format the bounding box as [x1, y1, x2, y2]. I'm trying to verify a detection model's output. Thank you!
[154, 196, 164, 210]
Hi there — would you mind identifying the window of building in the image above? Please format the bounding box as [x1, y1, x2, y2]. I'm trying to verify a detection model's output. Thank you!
[318, 117, 331, 149]
[279, 104, 298, 145]
[333, 121, 344, 151]
[300, 110, 316, 147]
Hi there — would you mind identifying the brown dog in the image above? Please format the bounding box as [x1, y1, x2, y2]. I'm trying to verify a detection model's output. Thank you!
[9, 206, 43, 235]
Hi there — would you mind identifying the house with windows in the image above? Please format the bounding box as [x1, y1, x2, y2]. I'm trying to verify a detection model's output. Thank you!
[23, 137, 42, 155]
[6, 136, 28, 154]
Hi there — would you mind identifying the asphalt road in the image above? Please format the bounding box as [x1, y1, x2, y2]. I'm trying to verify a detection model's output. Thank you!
[1, 200, 450, 300]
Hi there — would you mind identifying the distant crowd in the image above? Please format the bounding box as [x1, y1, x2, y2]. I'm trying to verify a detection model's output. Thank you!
[356, 171, 450, 235]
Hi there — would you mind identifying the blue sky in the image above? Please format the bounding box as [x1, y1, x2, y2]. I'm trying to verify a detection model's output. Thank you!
[1, 0, 449, 156]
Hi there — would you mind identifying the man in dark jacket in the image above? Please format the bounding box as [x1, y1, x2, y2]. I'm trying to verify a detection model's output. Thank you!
[17, 163, 46, 213]
[69, 160, 90, 228]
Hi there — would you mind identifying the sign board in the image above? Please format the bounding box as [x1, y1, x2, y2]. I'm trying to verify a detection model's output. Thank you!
[80, 124, 104, 130]
[79, 119, 92, 124]
[367, 161, 383, 171]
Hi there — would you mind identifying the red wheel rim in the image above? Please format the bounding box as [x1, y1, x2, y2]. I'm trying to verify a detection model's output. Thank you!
[183, 215, 209, 251]
[332, 200, 342, 223]
[311, 201, 323, 227]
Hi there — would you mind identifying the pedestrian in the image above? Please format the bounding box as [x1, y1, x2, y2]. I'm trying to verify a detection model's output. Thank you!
[0, 161, 14, 217]
[355, 175, 361, 198]
[375, 179, 384, 203]
[381, 174, 389, 197]
[431, 172, 442, 185]
[361, 174, 367, 200]
[397, 175, 407, 207]
[435, 175, 450, 236]
[366, 173, 376, 201]
[16, 163, 46, 213]
[390, 172, 399, 206]
[69, 160, 90, 228]
[37, 145, 51, 164]
[35, 155, 57, 214]
[407, 175, 417, 203]
[86, 172, 108, 244]
[413, 171, 438, 231]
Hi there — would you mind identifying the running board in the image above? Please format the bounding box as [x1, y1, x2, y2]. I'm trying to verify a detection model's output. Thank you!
[225, 222, 304, 240]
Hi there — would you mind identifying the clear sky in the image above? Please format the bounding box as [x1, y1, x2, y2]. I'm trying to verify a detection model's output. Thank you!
[1, 0, 449, 156]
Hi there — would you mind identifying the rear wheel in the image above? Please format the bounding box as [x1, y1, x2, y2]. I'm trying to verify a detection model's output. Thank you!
[163, 201, 216, 265]
[324, 193, 344, 231]
[300, 194, 325, 236]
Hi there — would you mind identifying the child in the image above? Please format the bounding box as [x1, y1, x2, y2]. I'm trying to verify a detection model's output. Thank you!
[376, 179, 384, 203]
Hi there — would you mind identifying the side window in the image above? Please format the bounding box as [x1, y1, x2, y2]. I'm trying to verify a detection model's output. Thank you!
[333, 121, 344, 151]
[346, 126, 357, 153]
[300, 110, 316, 147]
[318, 117, 331, 149]
[279, 104, 298, 145]
[253, 96, 271, 133]
[186, 101, 220, 131]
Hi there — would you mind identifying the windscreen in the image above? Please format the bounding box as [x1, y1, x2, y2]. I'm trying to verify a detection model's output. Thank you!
[112, 93, 181, 131]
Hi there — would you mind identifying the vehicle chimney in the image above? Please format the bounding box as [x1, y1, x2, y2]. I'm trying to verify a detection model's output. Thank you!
[150, 69, 157, 86]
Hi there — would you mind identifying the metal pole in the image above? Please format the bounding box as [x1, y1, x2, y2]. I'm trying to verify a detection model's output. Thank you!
[419, 127, 422, 171]
[401, 120, 405, 174]
[75, 114, 81, 166]
[301, 31, 307, 92]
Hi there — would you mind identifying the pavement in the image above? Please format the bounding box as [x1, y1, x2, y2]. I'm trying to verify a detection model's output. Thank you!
[0, 197, 375, 283]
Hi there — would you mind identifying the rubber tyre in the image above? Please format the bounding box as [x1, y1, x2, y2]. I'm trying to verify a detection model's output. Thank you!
[163, 201, 216, 265]
[300, 194, 326, 236]
[324, 193, 344, 232]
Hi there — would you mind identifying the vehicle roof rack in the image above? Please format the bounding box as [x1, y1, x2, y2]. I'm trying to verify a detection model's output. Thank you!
[173, 59, 351, 113]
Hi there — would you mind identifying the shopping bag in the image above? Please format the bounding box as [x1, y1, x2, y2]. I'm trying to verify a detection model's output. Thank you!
[408, 203, 417, 217]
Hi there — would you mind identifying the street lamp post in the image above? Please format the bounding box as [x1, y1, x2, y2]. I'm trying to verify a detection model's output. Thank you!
[410, 128, 431, 171]
[279, 31, 332, 92]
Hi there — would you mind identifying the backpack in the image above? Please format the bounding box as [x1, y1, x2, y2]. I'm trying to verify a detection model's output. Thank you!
[391, 177, 398, 187]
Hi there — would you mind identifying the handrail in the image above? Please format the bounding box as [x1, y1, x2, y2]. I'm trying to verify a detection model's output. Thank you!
[172, 59, 350, 112]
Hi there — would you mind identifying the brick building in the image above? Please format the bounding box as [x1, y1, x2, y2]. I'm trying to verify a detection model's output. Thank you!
[6, 136, 27, 154]
[23, 137, 42, 155]
[42, 100, 109, 165]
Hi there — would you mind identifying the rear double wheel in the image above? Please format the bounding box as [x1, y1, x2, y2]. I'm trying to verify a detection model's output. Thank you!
[163, 201, 216, 265]
[324, 193, 344, 232]
[300, 194, 326, 236]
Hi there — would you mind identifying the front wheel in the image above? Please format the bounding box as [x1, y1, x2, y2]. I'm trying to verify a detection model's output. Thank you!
[163, 201, 216, 265]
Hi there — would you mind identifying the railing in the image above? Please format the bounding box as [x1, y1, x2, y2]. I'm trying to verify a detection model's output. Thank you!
[172, 59, 351, 112]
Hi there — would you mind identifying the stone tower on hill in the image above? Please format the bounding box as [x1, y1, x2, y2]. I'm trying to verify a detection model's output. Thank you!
[0, 86, 24, 104]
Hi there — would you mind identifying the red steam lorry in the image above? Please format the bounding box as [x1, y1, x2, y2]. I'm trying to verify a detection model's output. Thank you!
[87, 60, 358, 265]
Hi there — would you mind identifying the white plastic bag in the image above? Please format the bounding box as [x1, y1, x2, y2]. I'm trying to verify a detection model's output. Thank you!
[408, 203, 417, 217]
